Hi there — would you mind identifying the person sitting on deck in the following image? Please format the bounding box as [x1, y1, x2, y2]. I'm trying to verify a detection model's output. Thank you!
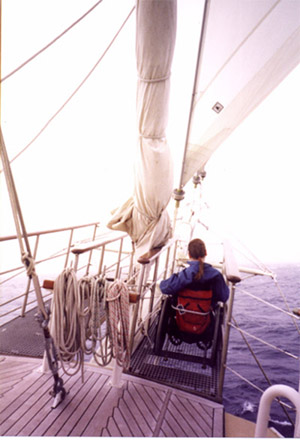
[159, 238, 229, 337]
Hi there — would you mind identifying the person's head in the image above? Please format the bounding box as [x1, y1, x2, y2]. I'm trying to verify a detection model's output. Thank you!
[188, 238, 207, 260]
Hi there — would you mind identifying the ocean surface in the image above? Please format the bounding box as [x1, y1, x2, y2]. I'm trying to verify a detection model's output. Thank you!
[223, 263, 300, 438]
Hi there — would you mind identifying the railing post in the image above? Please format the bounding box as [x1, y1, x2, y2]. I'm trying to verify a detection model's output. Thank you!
[128, 263, 146, 354]
[115, 237, 124, 279]
[218, 281, 236, 397]
[85, 223, 98, 275]
[218, 240, 242, 397]
[145, 256, 160, 333]
[97, 245, 105, 276]
[64, 228, 74, 269]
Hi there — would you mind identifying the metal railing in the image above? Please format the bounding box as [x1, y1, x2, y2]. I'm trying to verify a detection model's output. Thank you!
[0, 222, 102, 323]
[128, 238, 179, 354]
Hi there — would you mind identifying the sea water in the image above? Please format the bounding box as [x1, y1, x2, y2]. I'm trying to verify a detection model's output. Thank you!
[223, 263, 300, 437]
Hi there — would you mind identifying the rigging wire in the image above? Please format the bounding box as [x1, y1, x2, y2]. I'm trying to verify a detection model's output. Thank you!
[1, 5, 135, 170]
[229, 321, 298, 360]
[239, 287, 300, 333]
[224, 365, 295, 412]
[0, 0, 104, 83]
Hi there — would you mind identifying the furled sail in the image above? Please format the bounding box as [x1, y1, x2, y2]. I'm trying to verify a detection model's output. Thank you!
[107, 0, 176, 258]
[179, 0, 300, 189]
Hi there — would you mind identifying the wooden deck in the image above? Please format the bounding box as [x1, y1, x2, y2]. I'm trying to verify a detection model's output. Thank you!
[0, 355, 224, 437]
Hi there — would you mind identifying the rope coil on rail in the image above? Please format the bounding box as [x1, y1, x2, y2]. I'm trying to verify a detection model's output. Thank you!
[52, 268, 84, 376]
[51, 269, 130, 374]
[106, 279, 130, 369]
[79, 275, 113, 366]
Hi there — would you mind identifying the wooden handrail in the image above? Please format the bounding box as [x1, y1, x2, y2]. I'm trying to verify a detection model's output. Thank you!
[42, 279, 139, 303]
[137, 247, 162, 265]
[71, 231, 127, 255]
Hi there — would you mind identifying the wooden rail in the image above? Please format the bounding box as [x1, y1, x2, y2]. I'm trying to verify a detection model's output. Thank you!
[71, 231, 127, 254]
[43, 279, 139, 304]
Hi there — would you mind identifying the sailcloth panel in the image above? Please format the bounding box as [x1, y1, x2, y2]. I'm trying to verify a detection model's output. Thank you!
[180, 0, 300, 187]
[107, 0, 176, 258]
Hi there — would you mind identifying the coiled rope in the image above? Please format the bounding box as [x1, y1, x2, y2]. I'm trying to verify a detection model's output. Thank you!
[78, 275, 112, 367]
[52, 269, 129, 376]
[106, 280, 130, 369]
[52, 268, 84, 376]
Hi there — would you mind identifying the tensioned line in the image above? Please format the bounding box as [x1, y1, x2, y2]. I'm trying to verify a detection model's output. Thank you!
[0, 6, 135, 172]
[0, 0, 104, 83]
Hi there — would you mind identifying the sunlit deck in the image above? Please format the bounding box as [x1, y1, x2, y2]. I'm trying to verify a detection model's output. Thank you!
[0, 355, 224, 437]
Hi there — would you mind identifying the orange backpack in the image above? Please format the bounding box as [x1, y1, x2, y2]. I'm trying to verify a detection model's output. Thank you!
[175, 288, 212, 335]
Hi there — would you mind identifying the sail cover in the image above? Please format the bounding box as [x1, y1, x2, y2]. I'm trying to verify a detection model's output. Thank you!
[108, 0, 176, 258]
[179, 0, 300, 188]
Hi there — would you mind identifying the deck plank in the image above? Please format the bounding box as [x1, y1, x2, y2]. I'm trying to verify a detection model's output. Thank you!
[180, 394, 212, 431]
[106, 416, 122, 436]
[17, 371, 81, 437]
[118, 388, 145, 437]
[160, 417, 177, 437]
[36, 370, 95, 437]
[54, 372, 102, 436]
[168, 394, 207, 437]
[0, 356, 224, 437]
[24, 370, 90, 436]
[68, 373, 109, 436]
[126, 382, 158, 435]
[81, 382, 124, 436]
[113, 407, 133, 436]
[3, 371, 75, 436]
[0, 371, 52, 432]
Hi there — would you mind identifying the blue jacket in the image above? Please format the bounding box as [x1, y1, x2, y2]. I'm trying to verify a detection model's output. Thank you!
[160, 261, 229, 306]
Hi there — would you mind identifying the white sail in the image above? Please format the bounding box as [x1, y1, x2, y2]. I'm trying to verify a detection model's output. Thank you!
[107, 0, 176, 257]
[179, 0, 300, 188]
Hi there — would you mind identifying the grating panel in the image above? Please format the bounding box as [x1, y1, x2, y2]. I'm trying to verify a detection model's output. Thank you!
[128, 317, 222, 401]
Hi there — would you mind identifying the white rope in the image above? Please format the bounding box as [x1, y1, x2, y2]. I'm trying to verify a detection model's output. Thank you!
[106, 280, 130, 369]
[79, 275, 113, 366]
[52, 268, 83, 375]
[21, 252, 36, 277]
[52, 270, 114, 375]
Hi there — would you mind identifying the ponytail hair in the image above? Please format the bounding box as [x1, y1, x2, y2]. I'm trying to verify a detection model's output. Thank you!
[188, 238, 207, 280]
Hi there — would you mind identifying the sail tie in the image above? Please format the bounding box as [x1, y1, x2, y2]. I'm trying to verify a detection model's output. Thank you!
[106, 280, 130, 369]
[138, 74, 170, 83]
[134, 202, 163, 222]
[21, 252, 36, 277]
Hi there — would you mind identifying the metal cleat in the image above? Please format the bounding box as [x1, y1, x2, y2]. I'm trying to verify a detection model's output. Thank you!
[51, 390, 65, 409]
[50, 376, 66, 409]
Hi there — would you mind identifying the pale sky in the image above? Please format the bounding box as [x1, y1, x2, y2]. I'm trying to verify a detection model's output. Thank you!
[1, 0, 299, 265]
